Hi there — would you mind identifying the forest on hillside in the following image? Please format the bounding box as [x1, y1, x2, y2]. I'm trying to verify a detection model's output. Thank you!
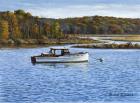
[0, 10, 140, 40]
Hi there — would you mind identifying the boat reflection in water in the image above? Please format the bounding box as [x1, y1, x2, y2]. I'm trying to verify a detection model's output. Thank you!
[33, 62, 89, 68]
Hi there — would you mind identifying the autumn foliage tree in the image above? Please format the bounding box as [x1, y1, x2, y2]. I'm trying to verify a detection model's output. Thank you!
[31, 24, 39, 39]
[6, 12, 21, 38]
[44, 22, 51, 37]
[1, 10, 140, 40]
[0, 20, 9, 39]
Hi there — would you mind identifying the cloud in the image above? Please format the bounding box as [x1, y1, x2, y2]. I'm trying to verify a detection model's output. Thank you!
[26, 4, 140, 18]
[1, 0, 140, 18]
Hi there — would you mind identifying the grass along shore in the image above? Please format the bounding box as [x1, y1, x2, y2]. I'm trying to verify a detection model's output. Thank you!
[0, 37, 99, 48]
[73, 34, 140, 49]
[107, 37, 140, 42]
[1, 34, 140, 49]
[80, 34, 140, 42]
[73, 42, 140, 49]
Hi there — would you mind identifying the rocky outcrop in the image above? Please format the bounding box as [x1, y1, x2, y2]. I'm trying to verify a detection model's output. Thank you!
[73, 43, 140, 49]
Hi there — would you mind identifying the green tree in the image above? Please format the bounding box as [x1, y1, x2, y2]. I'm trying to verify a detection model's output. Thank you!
[51, 21, 63, 38]
[14, 9, 26, 15]
[92, 25, 99, 34]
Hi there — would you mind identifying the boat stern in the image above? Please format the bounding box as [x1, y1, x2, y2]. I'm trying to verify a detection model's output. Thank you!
[31, 56, 36, 63]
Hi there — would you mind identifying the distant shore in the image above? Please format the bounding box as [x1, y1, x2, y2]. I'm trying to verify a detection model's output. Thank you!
[1, 34, 140, 49]
[72, 43, 140, 49]
[73, 34, 140, 49]
[0, 37, 98, 48]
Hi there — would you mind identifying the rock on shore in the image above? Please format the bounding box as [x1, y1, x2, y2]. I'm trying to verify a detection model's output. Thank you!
[73, 42, 140, 49]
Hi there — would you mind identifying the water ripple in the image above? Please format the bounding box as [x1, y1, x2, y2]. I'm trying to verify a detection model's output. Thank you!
[0, 48, 140, 103]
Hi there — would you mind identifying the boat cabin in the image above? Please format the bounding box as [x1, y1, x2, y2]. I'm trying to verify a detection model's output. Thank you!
[49, 48, 70, 56]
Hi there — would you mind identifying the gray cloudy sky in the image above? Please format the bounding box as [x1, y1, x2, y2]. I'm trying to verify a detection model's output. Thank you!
[0, 0, 140, 18]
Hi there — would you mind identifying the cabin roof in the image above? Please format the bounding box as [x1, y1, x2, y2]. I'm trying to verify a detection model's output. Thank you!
[50, 48, 69, 50]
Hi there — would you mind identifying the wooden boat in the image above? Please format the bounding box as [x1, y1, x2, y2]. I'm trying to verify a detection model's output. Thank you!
[31, 48, 89, 63]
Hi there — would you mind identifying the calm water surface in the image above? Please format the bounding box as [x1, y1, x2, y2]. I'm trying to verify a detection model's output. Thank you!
[0, 46, 140, 103]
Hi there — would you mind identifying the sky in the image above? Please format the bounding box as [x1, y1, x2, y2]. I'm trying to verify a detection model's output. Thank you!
[0, 0, 140, 18]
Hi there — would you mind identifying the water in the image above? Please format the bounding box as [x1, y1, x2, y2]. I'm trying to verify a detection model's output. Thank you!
[0, 46, 140, 103]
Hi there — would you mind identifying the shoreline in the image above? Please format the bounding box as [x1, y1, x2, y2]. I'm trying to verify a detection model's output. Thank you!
[0, 37, 98, 48]
[1, 35, 140, 49]
[72, 43, 140, 49]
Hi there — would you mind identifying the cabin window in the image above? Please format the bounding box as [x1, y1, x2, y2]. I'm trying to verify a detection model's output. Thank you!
[50, 49, 70, 56]
[55, 50, 62, 55]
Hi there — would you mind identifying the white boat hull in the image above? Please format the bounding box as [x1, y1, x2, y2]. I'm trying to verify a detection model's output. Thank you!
[32, 53, 89, 63]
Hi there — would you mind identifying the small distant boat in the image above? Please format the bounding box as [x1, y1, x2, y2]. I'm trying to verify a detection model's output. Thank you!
[31, 48, 89, 63]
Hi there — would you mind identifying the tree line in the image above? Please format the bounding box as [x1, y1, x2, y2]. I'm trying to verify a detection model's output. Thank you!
[0, 10, 140, 40]
[61, 16, 140, 34]
[0, 10, 63, 40]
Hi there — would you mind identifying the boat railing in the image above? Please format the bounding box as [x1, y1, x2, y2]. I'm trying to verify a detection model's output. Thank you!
[67, 52, 88, 56]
